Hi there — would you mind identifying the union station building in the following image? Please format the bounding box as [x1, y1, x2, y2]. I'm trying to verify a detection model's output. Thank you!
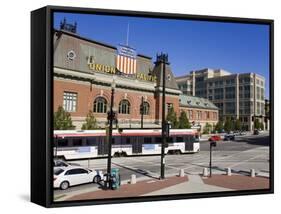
[53, 22, 219, 130]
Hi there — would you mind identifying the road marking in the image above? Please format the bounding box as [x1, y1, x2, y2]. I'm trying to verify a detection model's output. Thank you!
[227, 154, 267, 168]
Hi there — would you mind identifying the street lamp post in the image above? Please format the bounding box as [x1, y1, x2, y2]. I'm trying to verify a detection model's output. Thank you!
[148, 53, 169, 179]
[140, 96, 144, 129]
[160, 53, 169, 180]
[209, 141, 217, 177]
[106, 80, 116, 189]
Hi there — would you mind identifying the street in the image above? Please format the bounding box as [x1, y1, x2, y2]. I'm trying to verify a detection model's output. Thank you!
[54, 132, 270, 198]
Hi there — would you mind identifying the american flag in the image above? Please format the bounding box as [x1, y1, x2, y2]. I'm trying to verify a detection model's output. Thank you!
[116, 45, 137, 75]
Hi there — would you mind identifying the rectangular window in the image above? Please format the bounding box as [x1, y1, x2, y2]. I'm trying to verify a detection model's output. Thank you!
[261, 88, 264, 100]
[213, 112, 217, 120]
[144, 137, 152, 144]
[189, 110, 193, 119]
[72, 138, 83, 146]
[244, 101, 251, 114]
[225, 87, 236, 99]
[63, 92, 77, 112]
[244, 77, 250, 83]
[257, 87, 261, 100]
[214, 88, 224, 99]
[257, 102, 261, 115]
[206, 111, 210, 119]
[126, 138, 131, 144]
[225, 102, 235, 114]
[155, 137, 162, 144]
[197, 111, 202, 120]
[57, 139, 68, 147]
[261, 103, 265, 115]
[176, 137, 184, 142]
[86, 138, 97, 146]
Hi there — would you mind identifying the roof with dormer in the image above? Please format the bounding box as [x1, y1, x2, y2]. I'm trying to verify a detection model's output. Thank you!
[179, 94, 219, 110]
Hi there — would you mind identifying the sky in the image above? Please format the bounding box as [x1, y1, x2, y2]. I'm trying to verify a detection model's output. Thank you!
[54, 12, 270, 98]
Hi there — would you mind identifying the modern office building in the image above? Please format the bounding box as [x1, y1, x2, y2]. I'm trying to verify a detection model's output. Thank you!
[176, 68, 266, 131]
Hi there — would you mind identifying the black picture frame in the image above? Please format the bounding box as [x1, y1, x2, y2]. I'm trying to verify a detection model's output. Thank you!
[31, 5, 274, 208]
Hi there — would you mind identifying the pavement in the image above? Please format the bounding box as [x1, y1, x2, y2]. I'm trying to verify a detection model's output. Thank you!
[55, 173, 269, 201]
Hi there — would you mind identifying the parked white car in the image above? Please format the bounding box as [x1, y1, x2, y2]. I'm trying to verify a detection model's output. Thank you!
[54, 166, 103, 190]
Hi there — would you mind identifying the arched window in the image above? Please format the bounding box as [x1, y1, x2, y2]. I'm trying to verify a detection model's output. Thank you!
[119, 100, 130, 114]
[93, 97, 107, 113]
[140, 101, 150, 115]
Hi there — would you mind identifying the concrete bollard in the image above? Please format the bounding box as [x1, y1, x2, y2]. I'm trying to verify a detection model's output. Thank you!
[203, 168, 208, 177]
[226, 168, 232, 176]
[130, 174, 137, 184]
[250, 169, 255, 177]
[179, 169, 185, 177]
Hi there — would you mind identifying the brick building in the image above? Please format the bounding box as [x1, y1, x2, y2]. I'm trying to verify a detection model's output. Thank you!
[179, 95, 219, 131]
[53, 22, 219, 130]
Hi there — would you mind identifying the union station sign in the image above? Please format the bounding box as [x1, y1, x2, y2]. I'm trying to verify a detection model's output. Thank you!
[87, 60, 157, 82]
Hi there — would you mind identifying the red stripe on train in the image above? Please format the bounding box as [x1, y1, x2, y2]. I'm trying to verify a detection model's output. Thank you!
[54, 132, 196, 138]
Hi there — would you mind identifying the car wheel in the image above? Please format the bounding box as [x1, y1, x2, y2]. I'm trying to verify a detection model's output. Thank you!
[93, 175, 101, 183]
[60, 181, 69, 190]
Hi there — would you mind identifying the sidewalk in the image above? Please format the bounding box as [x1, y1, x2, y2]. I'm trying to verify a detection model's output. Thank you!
[143, 174, 230, 196]
[202, 174, 270, 190]
[59, 173, 269, 201]
[66, 176, 188, 201]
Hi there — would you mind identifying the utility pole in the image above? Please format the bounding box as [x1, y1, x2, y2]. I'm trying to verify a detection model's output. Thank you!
[209, 141, 217, 177]
[106, 80, 116, 189]
[160, 53, 169, 180]
[149, 53, 169, 180]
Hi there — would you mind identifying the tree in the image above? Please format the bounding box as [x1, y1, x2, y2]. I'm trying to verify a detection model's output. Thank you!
[224, 117, 233, 133]
[203, 122, 212, 134]
[54, 106, 75, 130]
[215, 120, 224, 133]
[166, 106, 178, 128]
[254, 118, 260, 129]
[234, 119, 241, 131]
[254, 118, 264, 130]
[260, 122, 264, 130]
[178, 111, 191, 129]
[82, 110, 98, 130]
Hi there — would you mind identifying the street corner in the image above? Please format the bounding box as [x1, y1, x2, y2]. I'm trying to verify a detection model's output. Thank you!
[201, 174, 270, 190]
[64, 175, 189, 201]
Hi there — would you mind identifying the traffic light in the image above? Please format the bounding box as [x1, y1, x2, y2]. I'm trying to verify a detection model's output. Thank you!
[107, 111, 117, 122]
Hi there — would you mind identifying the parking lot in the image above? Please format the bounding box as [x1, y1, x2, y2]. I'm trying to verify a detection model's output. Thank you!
[54, 132, 270, 198]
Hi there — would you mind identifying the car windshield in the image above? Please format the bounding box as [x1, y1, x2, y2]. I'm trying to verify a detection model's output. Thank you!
[54, 168, 64, 175]
[54, 160, 68, 167]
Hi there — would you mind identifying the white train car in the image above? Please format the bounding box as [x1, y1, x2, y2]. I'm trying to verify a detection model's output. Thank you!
[54, 129, 200, 160]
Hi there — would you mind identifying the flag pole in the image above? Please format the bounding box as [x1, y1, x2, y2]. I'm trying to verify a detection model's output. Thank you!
[126, 23, 130, 46]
